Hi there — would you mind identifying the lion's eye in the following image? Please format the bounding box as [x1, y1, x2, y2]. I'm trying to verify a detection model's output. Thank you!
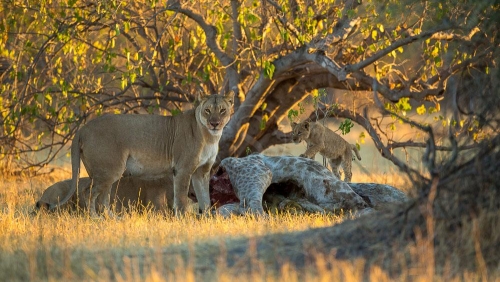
[220, 109, 226, 114]
[205, 108, 211, 114]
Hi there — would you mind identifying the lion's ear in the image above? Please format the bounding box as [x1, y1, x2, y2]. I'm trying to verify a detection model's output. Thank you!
[36, 201, 50, 211]
[196, 93, 204, 102]
[304, 121, 310, 130]
[225, 89, 235, 106]
[194, 93, 207, 107]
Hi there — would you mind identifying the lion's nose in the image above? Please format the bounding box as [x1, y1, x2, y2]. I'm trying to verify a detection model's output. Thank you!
[210, 121, 220, 128]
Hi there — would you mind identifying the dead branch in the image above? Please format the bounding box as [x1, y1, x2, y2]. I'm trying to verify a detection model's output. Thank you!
[387, 141, 478, 151]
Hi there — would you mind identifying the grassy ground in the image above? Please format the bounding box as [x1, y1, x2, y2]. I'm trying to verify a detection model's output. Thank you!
[0, 167, 497, 281]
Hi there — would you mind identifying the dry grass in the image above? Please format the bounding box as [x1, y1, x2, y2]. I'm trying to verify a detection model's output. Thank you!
[0, 167, 497, 281]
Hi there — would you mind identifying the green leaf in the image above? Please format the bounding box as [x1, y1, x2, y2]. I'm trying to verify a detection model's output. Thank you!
[121, 76, 127, 90]
[281, 30, 289, 42]
[261, 102, 267, 111]
[395, 97, 412, 112]
[263, 61, 275, 79]
[287, 109, 299, 121]
[428, 106, 439, 114]
[358, 132, 366, 144]
[339, 119, 354, 135]
[124, 21, 130, 33]
[347, 9, 356, 18]
[260, 114, 269, 130]
[171, 109, 182, 116]
[307, 6, 314, 17]
[44, 93, 52, 105]
[434, 57, 442, 67]
[416, 104, 426, 115]
[431, 46, 439, 57]
[311, 89, 319, 97]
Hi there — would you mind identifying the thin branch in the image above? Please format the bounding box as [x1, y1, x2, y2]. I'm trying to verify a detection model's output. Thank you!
[361, 108, 428, 183]
[265, 0, 302, 41]
[387, 141, 478, 151]
[431, 27, 480, 41]
[344, 23, 453, 73]
[372, 81, 438, 176]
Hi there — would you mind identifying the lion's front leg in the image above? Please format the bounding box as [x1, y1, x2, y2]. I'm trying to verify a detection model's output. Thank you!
[300, 142, 323, 159]
[191, 164, 212, 213]
[173, 170, 192, 215]
[89, 179, 117, 218]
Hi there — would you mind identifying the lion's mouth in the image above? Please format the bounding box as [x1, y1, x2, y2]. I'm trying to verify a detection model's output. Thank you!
[208, 126, 223, 133]
[209, 127, 221, 133]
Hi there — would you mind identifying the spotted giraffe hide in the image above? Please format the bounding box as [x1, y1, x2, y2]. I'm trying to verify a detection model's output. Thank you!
[217, 154, 368, 216]
[219, 156, 272, 216]
[252, 154, 368, 212]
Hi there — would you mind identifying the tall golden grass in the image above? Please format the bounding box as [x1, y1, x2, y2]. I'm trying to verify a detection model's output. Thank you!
[0, 167, 497, 281]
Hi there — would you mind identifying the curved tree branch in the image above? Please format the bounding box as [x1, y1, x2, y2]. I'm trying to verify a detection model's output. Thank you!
[166, 5, 234, 67]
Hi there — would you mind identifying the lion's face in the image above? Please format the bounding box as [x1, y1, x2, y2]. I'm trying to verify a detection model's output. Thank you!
[291, 121, 311, 143]
[197, 92, 234, 135]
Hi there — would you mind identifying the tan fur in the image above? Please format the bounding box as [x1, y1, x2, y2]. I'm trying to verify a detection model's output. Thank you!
[291, 121, 361, 182]
[35, 177, 176, 214]
[51, 92, 234, 217]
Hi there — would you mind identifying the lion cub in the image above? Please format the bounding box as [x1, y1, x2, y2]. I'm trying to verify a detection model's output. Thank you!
[291, 121, 361, 182]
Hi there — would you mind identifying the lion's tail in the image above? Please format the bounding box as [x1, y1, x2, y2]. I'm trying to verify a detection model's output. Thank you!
[50, 131, 81, 211]
[351, 144, 361, 161]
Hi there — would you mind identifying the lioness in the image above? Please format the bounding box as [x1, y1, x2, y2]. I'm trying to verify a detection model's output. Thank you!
[35, 176, 184, 214]
[291, 121, 361, 182]
[51, 92, 234, 217]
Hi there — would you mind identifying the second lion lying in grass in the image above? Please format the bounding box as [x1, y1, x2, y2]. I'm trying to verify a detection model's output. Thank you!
[34, 176, 181, 215]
